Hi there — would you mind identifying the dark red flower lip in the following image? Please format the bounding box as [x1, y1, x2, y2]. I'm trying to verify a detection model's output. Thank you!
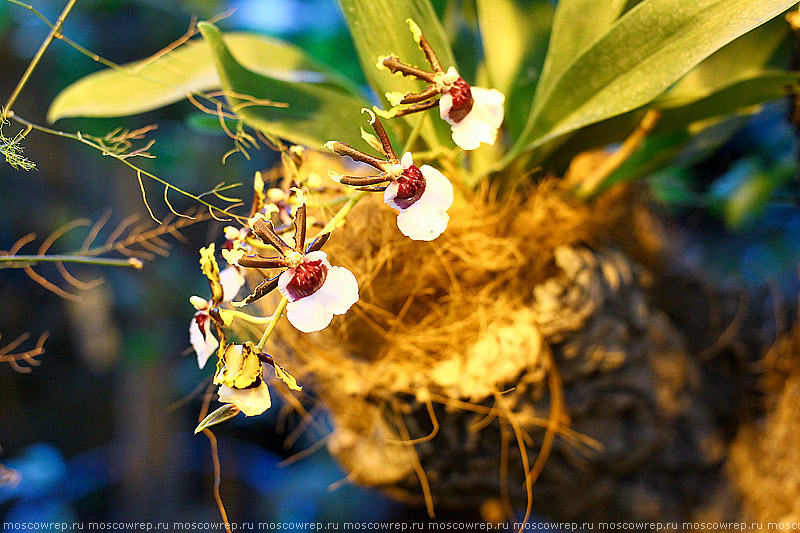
[284, 259, 328, 301]
[391, 164, 427, 210]
[194, 310, 210, 332]
[446, 77, 474, 123]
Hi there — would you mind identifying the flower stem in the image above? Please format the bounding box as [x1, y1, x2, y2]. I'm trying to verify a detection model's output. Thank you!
[403, 113, 428, 154]
[320, 191, 366, 234]
[0, 254, 142, 269]
[8, 113, 243, 222]
[2, 0, 78, 120]
[225, 309, 275, 325]
[256, 296, 288, 351]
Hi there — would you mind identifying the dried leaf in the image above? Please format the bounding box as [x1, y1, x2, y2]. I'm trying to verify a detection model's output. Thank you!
[274, 362, 302, 391]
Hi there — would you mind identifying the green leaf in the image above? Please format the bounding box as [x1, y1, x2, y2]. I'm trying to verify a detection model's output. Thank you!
[658, 71, 800, 131]
[476, 0, 553, 95]
[49, 32, 359, 123]
[198, 22, 376, 151]
[719, 159, 795, 229]
[532, 0, 627, 109]
[507, 0, 798, 165]
[575, 70, 800, 196]
[185, 112, 239, 136]
[476, 0, 553, 140]
[647, 168, 700, 208]
[664, 17, 788, 103]
[338, 0, 455, 147]
[535, 19, 793, 172]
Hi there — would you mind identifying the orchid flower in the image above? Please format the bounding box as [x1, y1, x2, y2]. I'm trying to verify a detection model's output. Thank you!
[325, 110, 454, 241]
[217, 375, 272, 417]
[223, 203, 359, 333]
[214, 342, 272, 417]
[384, 152, 453, 241]
[211, 342, 302, 418]
[437, 67, 505, 151]
[376, 20, 505, 151]
[188, 244, 241, 369]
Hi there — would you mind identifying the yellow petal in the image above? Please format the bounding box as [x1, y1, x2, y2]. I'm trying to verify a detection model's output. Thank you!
[274, 363, 302, 391]
[215, 342, 262, 389]
[221, 247, 245, 266]
[218, 309, 235, 327]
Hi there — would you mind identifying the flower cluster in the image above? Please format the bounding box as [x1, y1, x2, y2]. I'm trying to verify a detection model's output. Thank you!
[376, 20, 505, 151]
[190, 17, 506, 427]
[188, 225, 311, 426]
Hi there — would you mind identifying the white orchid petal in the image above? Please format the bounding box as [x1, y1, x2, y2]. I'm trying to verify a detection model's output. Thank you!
[419, 165, 454, 210]
[218, 381, 271, 416]
[450, 125, 482, 150]
[189, 319, 205, 359]
[396, 202, 449, 241]
[447, 87, 505, 150]
[383, 180, 402, 210]
[219, 266, 246, 302]
[443, 66, 460, 85]
[277, 268, 294, 301]
[303, 250, 328, 263]
[312, 266, 359, 315]
[190, 316, 218, 369]
[472, 87, 506, 125]
[400, 152, 414, 168]
[439, 92, 454, 124]
[189, 295, 209, 311]
[286, 296, 333, 333]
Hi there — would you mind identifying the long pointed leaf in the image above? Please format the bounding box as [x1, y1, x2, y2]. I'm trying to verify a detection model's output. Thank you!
[507, 0, 798, 165]
[665, 17, 789, 102]
[532, 0, 627, 109]
[476, 0, 553, 140]
[338, 0, 455, 147]
[48, 33, 359, 122]
[199, 22, 375, 151]
[579, 71, 800, 196]
[539, 69, 800, 175]
[476, 0, 553, 95]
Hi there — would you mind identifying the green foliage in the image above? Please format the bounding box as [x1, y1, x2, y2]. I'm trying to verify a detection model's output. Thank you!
[48, 32, 359, 122]
[575, 17, 797, 198]
[506, 0, 799, 165]
[663, 18, 789, 103]
[198, 22, 374, 151]
[532, 0, 627, 106]
[710, 157, 797, 229]
[475, 0, 553, 139]
[43, 0, 800, 230]
[337, 0, 456, 147]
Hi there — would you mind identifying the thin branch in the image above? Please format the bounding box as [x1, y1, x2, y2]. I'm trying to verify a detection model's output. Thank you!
[0, 331, 48, 373]
[2, 0, 79, 119]
[575, 109, 662, 197]
[7, 113, 245, 223]
[0, 255, 142, 268]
